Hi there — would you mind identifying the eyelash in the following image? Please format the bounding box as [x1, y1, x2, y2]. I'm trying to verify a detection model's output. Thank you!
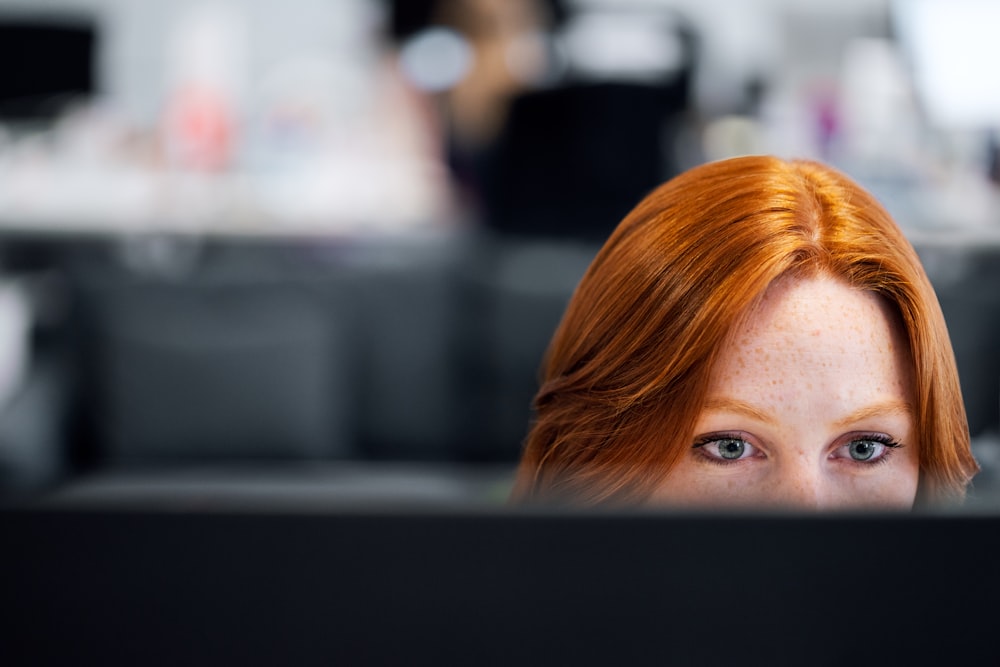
[691, 432, 904, 467]
[838, 433, 903, 468]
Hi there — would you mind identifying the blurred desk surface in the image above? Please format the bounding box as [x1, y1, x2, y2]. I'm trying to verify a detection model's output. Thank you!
[0, 161, 458, 241]
[0, 162, 999, 245]
[905, 226, 1000, 249]
[23, 462, 518, 513]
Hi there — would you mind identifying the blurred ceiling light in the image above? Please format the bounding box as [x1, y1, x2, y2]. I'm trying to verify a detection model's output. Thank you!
[399, 27, 474, 92]
[561, 12, 684, 81]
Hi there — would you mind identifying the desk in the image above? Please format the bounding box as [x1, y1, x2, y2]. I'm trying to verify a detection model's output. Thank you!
[0, 157, 457, 240]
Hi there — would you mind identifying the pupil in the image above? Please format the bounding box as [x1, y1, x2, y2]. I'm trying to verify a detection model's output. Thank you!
[851, 441, 875, 460]
[720, 439, 744, 459]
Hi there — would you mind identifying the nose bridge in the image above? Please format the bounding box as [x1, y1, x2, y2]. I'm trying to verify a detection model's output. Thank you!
[770, 449, 828, 509]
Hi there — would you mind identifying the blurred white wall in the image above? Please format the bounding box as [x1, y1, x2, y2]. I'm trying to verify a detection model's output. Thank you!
[0, 0, 460, 233]
[567, 0, 889, 112]
[0, 0, 891, 126]
[0, 0, 385, 125]
[14, 0, 982, 224]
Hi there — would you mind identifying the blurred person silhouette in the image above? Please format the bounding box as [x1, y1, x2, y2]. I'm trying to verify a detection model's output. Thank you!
[389, 0, 561, 209]
[389, 0, 698, 239]
[509, 155, 979, 510]
[481, 6, 698, 241]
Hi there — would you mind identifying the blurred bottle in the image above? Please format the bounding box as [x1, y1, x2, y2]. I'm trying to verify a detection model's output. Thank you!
[161, 3, 248, 171]
[163, 84, 232, 172]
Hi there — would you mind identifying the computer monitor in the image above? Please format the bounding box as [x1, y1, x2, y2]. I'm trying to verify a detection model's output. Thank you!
[2, 505, 997, 665]
[0, 16, 97, 121]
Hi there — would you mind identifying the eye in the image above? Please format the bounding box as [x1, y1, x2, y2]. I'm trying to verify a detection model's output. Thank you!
[832, 434, 902, 464]
[693, 435, 759, 463]
[717, 438, 747, 460]
[848, 440, 879, 461]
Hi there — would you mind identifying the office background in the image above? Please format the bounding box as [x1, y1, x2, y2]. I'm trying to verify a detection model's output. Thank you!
[1, 0, 999, 509]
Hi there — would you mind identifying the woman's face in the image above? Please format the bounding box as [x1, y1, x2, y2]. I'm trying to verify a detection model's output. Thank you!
[650, 274, 920, 510]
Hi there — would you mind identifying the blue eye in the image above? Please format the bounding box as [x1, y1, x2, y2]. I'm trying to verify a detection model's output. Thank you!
[694, 435, 757, 463]
[717, 438, 746, 460]
[848, 440, 879, 461]
[836, 435, 902, 464]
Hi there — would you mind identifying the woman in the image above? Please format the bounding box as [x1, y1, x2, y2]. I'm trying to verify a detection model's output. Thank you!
[510, 155, 978, 509]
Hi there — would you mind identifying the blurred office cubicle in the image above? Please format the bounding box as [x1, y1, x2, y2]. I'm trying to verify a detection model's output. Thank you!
[0, 0, 999, 508]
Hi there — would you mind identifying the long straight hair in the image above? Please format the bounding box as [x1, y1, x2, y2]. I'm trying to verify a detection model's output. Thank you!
[510, 155, 977, 506]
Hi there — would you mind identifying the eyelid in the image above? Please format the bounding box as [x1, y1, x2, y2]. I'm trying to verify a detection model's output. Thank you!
[692, 431, 751, 448]
[835, 432, 903, 449]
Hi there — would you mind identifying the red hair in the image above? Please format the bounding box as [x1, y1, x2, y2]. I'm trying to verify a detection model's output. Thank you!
[510, 155, 978, 506]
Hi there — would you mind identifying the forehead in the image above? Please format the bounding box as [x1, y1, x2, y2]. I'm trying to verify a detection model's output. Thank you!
[743, 273, 901, 338]
[712, 274, 913, 401]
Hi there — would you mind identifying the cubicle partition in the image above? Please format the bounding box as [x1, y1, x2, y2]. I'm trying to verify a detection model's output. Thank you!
[1, 224, 999, 507]
[0, 228, 600, 504]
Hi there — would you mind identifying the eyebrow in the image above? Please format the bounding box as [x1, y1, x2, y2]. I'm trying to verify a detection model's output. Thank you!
[701, 397, 778, 425]
[832, 401, 913, 429]
[701, 397, 914, 429]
